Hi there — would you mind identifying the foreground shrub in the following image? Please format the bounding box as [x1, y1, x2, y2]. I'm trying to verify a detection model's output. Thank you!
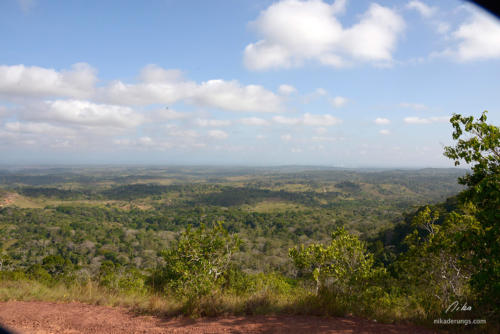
[149, 222, 240, 305]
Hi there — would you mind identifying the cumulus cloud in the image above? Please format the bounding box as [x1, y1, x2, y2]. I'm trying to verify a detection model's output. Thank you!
[311, 135, 340, 142]
[25, 99, 144, 129]
[4, 121, 75, 136]
[273, 115, 301, 125]
[273, 113, 342, 126]
[195, 118, 231, 127]
[278, 84, 297, 95]
[379, 129, 391, 135]
[152, 108, 187, 120]
[139, 65, 183, 83]
[0, 63, 97, 99]
[102, 65, 284, 113]
[406, 1, 436, 18]
[374, 117, 391, 125]
[315, 127, 328, 135]
[193, 80, 282, 113]
[244, 0, 405, 70]
[303, 113, 341, 126]
[239, 117, 270, 126]
[165, 125, 198, 138]
[281, 134, 292, 142]
[450, 9, 500, 61]
[113, 137, 175, 150]
[330, 96, 348, 108]
[0, 63, 281, 114]
[0, 119, 108, 149]
[208, 129, 229, 139]
[404, 116, 448, 124]
[102, 77, 195, 106]
[436, 22, 450, 34]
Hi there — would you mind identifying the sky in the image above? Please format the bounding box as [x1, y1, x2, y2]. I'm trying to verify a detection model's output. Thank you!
[0, 0, 499, 167]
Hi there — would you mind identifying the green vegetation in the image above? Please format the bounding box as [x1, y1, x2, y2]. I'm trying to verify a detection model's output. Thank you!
[0, 112, 498, 330]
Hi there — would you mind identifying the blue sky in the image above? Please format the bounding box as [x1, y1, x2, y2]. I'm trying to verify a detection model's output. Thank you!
[0, 0, 499, 167]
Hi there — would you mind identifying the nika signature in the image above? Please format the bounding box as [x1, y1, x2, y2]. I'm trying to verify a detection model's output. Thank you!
[445, 301, 472, 314]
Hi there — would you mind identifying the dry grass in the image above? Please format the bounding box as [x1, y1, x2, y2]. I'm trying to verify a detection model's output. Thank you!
[0, 279, 310, 318]
[0, 280, 182, 316]
[0, 279, 424, 322]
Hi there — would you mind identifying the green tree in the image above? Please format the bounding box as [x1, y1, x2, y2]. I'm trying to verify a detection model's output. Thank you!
[289, 227, 380, 296]
[41, 254, 73, 278]
[397, 206, 477, 313]
[443, 111, 499, 315]
[151, 222, 240, 301]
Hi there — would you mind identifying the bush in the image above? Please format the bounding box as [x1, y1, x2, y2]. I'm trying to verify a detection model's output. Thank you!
[150, 222, 240, 302]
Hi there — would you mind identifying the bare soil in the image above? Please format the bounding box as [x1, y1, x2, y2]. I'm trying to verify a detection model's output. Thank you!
[0, 193, 16, 207]
[0, 301, 439, 334]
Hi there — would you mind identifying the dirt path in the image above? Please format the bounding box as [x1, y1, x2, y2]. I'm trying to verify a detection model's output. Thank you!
[0, 301, 439, 334]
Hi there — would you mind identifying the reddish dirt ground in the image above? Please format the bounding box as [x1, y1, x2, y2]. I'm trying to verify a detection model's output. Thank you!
[0, 301, 440, 334]
[0, 193, 16, 207]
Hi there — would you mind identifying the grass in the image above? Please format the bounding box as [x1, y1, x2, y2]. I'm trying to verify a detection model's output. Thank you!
[0, 280, 183, 316]
[0, 279, 412, 321]
[0, 193, 44, 209]
[3, 279, 496, 333]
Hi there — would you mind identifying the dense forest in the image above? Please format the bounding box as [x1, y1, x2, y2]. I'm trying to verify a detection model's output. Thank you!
[0, 112, 498, 331]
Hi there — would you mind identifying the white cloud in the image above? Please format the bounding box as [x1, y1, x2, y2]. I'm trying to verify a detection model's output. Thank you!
[240, 117, 270, 126]
[278, 84, 297, 95]
[194, 80, 282, 113]
[152, 108, 187, 120]
[4, 121, 75, 136]
[0, 63, 97, 99]
[451, 9, 500, 61]
[35, 99, 144, 129]
[195, 118, 231, 127]
[342, 4, 405, 62]
[281, 134, 292, 142]
[273, 115, 301, 125]
[102, 78, 195, 106]
[139, 64, 183, 83]
[208, 129, 229, 139]
[374, 117, 391, 125]
[330, 96, 348, 108]
[303, 113, 341, 126]
[138, 136, 154, 146]
[0, 120, 87, 149]
[273, 113, 341, 126]
[399, 102, 428, 110]
[102, 67, 284, 113]
[379, 129, 391, 135]
[315, 127, 328, 135]
[244, 0, 405, 70]
[404, 116, 448, 124]
[436, 22, 450, 34]
[406, 1, 436, 18]
[311, 136, 339, 142]
[165, 125, 198, 138]
[113, 137, 175, 150]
